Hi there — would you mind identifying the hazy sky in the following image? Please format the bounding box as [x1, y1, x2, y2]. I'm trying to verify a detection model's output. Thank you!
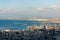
[0, 0, 60, 19]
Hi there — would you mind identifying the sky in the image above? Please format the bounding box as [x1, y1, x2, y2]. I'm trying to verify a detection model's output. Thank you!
[0, 0, 60, 19]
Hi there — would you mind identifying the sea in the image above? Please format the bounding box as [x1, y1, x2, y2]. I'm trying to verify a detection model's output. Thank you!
[0, 20, 60, 30]
[0, 20, 44, 30]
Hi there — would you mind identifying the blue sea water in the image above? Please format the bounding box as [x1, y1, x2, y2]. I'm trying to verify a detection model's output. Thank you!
[0, 20, 45, 30]
[0, 20, 60, 30]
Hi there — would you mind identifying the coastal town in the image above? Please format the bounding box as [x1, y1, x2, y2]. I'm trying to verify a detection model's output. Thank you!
[28, 18, 60, 22]
[9, 18, 60, 23]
